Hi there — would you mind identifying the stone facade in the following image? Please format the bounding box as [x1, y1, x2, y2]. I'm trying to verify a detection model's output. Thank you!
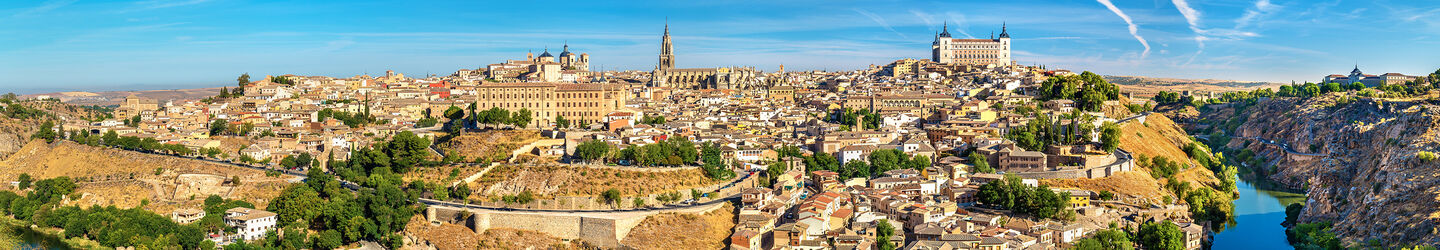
[474, 82, 628, 127]
[932, 23, 1012, 66]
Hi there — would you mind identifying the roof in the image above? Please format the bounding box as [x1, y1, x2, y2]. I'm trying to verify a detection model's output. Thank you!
[225, 208, 277, 221]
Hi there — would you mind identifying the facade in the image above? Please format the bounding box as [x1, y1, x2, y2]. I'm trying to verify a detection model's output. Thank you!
[487, 44, 591, 83]
[1322, 66, 1418, 87]
[651, 23, 759, 89]
[116, 94, 159, 118]
[474, 82, 628, 127]
[932, 23, 1012, 66]
[224, 208, 277, 242]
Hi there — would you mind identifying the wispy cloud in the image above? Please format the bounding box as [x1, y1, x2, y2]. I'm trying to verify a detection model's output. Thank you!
[1171, 0, 1206, 64]
[1096, 0, 1150, 58]
[1235, 0, 1278, 29]
[10, 0, 78, 18]
[122, 0, 214, 13]
[853, 9, 909, 39]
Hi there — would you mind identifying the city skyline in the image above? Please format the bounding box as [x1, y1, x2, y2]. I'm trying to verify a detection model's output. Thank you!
[2, 0, 1439, 93]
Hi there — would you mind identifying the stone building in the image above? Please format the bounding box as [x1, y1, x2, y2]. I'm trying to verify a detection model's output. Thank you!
[650, 23, 758, 89]
[932, 22, 1012, 66]
[1322, 65, 1418, 87]
[473, 82, 628, 127]
[115, 94, 158, 118]
[486, 44, 591, 83]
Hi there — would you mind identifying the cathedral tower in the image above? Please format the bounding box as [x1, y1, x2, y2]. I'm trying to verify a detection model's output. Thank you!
[658, 22, 675, 70]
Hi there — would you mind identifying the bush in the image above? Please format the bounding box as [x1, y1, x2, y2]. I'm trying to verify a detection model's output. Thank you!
[1418, 151, 1437, 163]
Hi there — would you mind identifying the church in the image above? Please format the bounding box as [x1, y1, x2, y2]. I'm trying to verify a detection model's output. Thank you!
[486, 44, 591, 83]
[649, 23, 758, 90]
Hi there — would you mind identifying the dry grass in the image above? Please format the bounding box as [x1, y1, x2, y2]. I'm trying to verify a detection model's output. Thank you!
[470, 164, 722, 200]
[621, 203, 736, 250]
[1120, 114, 1202, 168]
[401, 215, 572, 250]
[437, 130, 543, 163]
[1042, 171, 1169, 201]
[0, 140, 292, 214]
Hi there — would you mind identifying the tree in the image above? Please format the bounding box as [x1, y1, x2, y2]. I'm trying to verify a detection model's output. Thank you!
[383, 131, 432, 173]
[1138, 221, 1185, 250]
[314, 230, 343, 250]
[555, 115, 570, 129]
[876, 219, 896, 250]
[269, 185, 324, 228]
[32, 120, 57, 142]
[209, 119, 229, 136]
[969, 152, 994, 173]
[574, 140, 610, 163]
[238, 73, 251, 86]
[601, 188, 622, 208]
[1101, 122, 1122, 153]
[17, 173, 31, 190]
[1075, 228, 1135, 250]
[511, 108, 533, 128]
[443, 106, 464, 121]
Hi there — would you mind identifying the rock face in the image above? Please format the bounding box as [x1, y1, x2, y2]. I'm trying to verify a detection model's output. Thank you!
[1216, 96, 1440, 246]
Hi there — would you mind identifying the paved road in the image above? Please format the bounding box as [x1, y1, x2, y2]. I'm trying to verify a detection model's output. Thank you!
[1195, 135, 1327, 157]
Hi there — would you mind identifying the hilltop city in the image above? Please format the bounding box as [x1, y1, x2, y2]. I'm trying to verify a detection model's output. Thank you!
[3, 17, 1440, 250]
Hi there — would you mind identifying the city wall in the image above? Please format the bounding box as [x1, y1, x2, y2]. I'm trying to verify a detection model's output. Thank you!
[426, 201, 727, 249]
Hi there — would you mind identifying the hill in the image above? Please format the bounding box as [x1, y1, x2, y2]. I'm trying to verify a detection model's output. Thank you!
[22, 87, 224, 106]
[1105, 75, 1283, 99]
[0, 140, 293, 214]
[1043, 113, 1223, 204]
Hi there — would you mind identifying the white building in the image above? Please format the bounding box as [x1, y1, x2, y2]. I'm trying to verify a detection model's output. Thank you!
[932, 23, 1012, 66]
[225, 208, 278, 242]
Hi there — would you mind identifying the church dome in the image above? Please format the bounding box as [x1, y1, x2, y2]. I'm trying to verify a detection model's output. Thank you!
[559, 44, 573, 57]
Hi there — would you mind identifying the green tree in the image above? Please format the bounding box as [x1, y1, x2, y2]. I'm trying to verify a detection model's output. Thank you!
[574, 140, 610, 162]
[876, 219, 896, 250]
[443, 106, 464, 121]
[969, 152, 994, 173]
[383, 131, 432, 173]
[601, 188, 622, 208]
[1138, 221, 1185, 250]
[555, 115, 570, 129]
[1101, 121, 1122, 153]
[268, 185, 324, 228]
[32, 120, 57, 142]
[1075, 228, 1135, 250]
[511, 108, 533, 128]
[17, 173, 31, 190]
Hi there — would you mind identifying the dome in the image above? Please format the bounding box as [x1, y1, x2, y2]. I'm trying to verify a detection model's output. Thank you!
[559, 44, 573, 57]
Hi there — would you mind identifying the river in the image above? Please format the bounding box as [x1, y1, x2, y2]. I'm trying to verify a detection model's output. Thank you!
[1210, 175, 1308, 249]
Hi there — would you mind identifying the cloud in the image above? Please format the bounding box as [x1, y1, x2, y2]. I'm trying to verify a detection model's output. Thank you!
[122, 0, 214, 12]
[1235, 0, 1278, 29]
[853, 8, 908, 39]
[10, 0, 78, 18]
[910, 10, 936, 27]
[1096, 0, 1151, 58]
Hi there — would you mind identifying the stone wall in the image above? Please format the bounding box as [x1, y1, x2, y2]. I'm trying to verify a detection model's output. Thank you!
[427, 200, 728, 249]
[1012, 149, 1134, 179]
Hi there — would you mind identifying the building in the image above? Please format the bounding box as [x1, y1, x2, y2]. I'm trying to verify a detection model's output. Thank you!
[171, 208, 205, 224]
[487, 44, 591, 83]
[651, 23, 758, 89]
[474, 82, 629, 127]
[932, 22, 1012, 66]
[224, 208, 277, 242]
[1322, 65, 1418, 87]
[115, 94, 159, 118]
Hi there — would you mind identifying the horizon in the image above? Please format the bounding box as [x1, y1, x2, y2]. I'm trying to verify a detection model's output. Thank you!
[3, 0, 1439, 94]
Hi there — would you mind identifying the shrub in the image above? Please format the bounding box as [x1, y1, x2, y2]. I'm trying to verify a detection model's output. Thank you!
[1418, 151, 1437, 163]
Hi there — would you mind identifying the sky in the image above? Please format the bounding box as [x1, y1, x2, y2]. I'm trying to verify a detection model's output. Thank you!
[1, 0, 1438, 94]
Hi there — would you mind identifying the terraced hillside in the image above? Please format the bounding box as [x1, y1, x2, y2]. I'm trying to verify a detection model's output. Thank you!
[0, 140, 292, 214]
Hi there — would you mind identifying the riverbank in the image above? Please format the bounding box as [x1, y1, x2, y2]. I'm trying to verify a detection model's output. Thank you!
[0, 215, 108, 249]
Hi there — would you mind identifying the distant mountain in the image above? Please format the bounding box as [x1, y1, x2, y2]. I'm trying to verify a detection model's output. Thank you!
[21, 87, 224, 106]
[1104, 75, 1277, 88]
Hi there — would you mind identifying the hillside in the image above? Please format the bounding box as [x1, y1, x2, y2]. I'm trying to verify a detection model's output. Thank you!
[1105, 75, 1281, 99]
[436, 130, 543, 163]
[0, 99, 112, 159]
[0, 140, 293, 214]
[1197, 94, 1440, 246]
[621, 203, 736, 249]
[469, 163, 722, 200]
[22, 87, 225, 106]
[1042, 113, 1221, 204]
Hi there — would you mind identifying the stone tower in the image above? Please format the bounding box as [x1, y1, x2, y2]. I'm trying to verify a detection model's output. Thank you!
[658, 22, 675, 70]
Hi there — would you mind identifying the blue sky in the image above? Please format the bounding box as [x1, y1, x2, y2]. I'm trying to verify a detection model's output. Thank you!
[1, 0, 1438, 93]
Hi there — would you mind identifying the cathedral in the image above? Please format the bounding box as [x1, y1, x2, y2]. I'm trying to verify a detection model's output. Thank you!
[650, 23, 757, 90]
[932, 22, 1012, 66]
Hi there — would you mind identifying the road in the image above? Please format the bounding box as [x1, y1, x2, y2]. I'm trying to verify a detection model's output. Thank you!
[1194, 135, 1327, 157]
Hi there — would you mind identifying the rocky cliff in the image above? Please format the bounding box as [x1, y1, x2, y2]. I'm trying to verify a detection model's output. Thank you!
[1201, 95, 1440, 246]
